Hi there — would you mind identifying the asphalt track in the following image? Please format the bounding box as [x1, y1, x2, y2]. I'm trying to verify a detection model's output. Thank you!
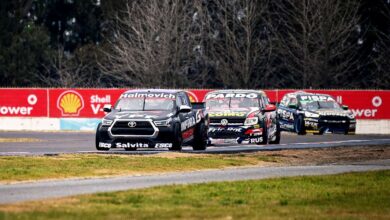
[0, 131, 390, 155]
[1, 161, 389, 204]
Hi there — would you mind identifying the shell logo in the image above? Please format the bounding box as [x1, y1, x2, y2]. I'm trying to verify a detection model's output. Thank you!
[57, 91, 84, 116]
[186, 91, 199, 103]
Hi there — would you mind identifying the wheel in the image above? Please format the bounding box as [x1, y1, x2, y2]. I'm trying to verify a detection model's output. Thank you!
[269, 120, 281, 144]
[294, 115, 306, 135]
[169, 123, 183, 151]
[192, 122, 207, 151]
[257, 119, 268, 145]
[95, 123, 109, 151]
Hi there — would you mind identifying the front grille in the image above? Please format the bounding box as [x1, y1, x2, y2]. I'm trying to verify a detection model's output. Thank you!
[110, 120, 155, 136]
[210, 118, 245, 125]
[319, 116, 349, 130]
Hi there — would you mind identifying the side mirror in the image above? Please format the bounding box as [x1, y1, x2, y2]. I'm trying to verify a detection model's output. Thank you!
[342, 105, 349, 110]
[288, 104, 298, 109]
[263, 104, 276, 112]
[179, 105, 192, 113]
[103, 104, 112, 113]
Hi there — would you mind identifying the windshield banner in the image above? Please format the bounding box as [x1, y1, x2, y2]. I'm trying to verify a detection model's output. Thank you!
[0, 88, 389, 119]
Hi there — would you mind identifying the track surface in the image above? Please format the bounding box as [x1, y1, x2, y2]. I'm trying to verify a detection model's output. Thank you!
[1, 131, 390, 155]
[1, 161, 389, 204]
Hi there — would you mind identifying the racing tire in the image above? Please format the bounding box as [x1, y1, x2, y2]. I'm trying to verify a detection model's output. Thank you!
[191, 121, 207, 151]
[169, 123, 183, 151]
[295, 115, 306, 135]
[95, 123, 109, 151]
[269, 121, 281, 144]
[257, 120, 268, 145]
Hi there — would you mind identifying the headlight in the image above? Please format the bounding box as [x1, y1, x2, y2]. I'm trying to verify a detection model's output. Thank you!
[154, 118, 172, 127]
[102, 119, 113, 126]
[305, 112, 320, 118]
[244, 117, 258, 126]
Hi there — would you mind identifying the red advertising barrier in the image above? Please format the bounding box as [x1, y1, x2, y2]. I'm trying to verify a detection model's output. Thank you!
[0, 88, 48, 117]
[49, 89, 126, 118]
[0, 88, 389, 119]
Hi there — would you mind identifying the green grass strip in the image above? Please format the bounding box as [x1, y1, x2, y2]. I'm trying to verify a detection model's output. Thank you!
[0, 170, 389, 219]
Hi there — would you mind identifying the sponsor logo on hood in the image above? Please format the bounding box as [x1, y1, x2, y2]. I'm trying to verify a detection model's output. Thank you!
[209, 112, 247, 117]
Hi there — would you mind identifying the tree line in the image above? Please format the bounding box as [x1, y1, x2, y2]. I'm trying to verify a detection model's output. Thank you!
[0, 0, 389, 89]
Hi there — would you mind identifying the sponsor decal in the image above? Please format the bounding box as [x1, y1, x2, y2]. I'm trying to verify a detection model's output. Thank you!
[299, 95, 334, 102]
[280, 123, 294, 130]
[318, 112, 348, 117]
[182, 127, 195, 140]
[155, 143, 173, 148]
[209, 112, 246, 117]
[121, 92, 176, 99]
[205, 93, 259, 99]
[250, 137, 263, 144]
[116, 142, 149, 148]
[208, 127, 243, 133]
[181, 117, 196, 131]
[99, 142, 111, 148]
[57, 90, 84, 116]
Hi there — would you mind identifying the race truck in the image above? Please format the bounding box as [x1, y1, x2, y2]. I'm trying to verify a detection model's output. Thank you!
[277, 91, 356, 135]
[95, 89, 208, 151]
[204, 90, 281, 145]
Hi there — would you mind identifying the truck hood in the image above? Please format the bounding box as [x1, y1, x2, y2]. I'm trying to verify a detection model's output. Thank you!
[104, 110, 174, 121]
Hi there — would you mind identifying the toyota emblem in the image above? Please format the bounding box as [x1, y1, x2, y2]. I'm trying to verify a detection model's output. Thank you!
[220, 119, 228, 126]
[128, 121, 137, 128]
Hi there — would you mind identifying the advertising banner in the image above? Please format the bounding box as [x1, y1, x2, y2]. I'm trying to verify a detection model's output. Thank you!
[0, 88, 389, 119]
[0, 88, 48, 117]
[48, 89, 126, 118]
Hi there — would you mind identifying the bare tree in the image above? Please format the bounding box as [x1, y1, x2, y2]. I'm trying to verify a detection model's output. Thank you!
[205, 0, 274, 88]
[370, 1, 390, 89]
[100, 0, 198, 88]
[39, 45, 102, 87]
[272, 0, 361, 88]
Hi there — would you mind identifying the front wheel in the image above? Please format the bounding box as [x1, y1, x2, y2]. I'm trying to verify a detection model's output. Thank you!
[295, 115, 306, 135]
[269, 121, 281, 144]
[192, 122, 207, 151]
[95, 123, 109, 151]
[169, 123, 183, 151]
[257, 119, 268, 145]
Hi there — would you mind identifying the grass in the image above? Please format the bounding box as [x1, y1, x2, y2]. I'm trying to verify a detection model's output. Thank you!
[0, 170, 389, 219]
[0, 153, 278, 183]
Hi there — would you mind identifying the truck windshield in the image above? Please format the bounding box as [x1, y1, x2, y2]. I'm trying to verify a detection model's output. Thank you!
[301, 100, 342, 111]
[206, 97, 259, 110]
[115, 98, 175, 111]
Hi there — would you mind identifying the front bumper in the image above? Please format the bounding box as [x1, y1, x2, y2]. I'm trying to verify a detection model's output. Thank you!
[304, 117, 356, 134]
[97, 125, 176, 149]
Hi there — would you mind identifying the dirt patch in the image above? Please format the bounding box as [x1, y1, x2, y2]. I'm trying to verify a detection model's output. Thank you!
[257, 145, 390, 165]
